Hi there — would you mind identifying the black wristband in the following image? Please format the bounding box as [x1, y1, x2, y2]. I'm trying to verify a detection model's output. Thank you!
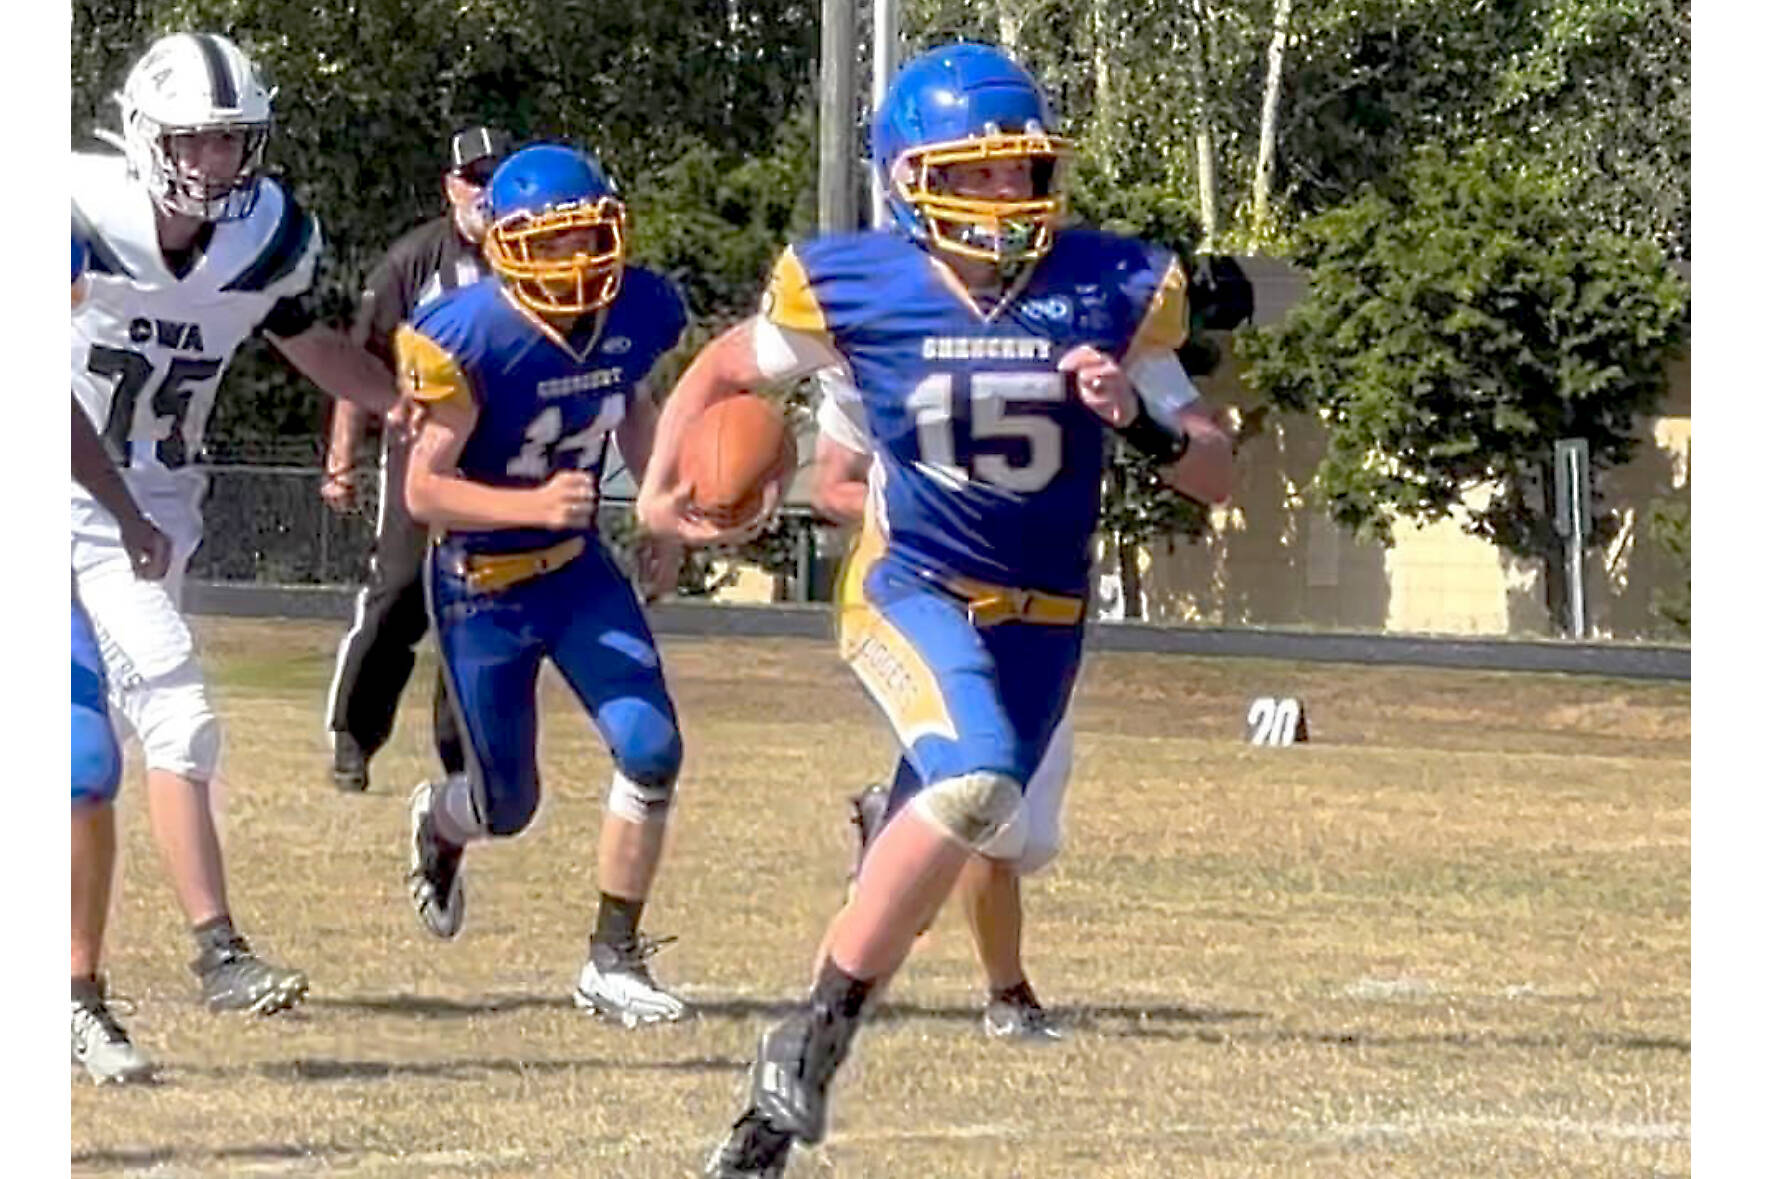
[1115, 404, 1190, 465]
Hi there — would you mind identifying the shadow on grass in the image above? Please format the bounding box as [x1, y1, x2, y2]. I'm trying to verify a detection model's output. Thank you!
[309, 990, 1262, 1031]
[306, 992, 575, 1018]
[1127, 1025, 1689, 1053]
[299, 992, 1683, 1055]
[248, 1055, 748, 1083]
[73, 1141, 344, 1169]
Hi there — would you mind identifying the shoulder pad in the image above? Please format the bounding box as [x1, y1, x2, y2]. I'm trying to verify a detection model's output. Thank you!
[222, 180, 322, 294]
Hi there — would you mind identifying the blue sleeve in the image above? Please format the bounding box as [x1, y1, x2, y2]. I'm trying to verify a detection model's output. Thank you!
[71, 233, 88, 285]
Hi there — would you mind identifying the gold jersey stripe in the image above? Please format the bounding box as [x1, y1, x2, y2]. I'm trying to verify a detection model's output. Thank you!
[395, 324, 472, 408]
[835, 512, 958, 746]
[1126, 258, 1191, 358]
[760, 246, 829, 335]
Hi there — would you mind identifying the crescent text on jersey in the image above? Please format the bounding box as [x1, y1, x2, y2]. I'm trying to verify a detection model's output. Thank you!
[535, 367, 625, 400]
[921, 336, 1052, 362]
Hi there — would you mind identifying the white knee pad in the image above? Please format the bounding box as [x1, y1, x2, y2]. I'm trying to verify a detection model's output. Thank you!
[606, 769, 674, 825]
[911, 771, 1026, 855]
[128, 666, 222, 780]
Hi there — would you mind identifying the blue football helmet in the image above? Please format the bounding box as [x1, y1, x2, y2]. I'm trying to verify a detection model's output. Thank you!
[871, 42, 1073, 267]
[483, 144, 626, 316]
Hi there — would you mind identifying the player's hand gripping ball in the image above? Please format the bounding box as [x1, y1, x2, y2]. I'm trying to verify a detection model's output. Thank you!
[678, 393, 796, 533]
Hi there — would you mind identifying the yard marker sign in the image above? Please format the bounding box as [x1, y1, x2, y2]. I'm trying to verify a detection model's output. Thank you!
[1246, 696, 1309, 746]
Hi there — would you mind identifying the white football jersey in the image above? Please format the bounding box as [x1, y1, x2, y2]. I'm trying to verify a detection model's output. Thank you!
[70, 151, 322, 498]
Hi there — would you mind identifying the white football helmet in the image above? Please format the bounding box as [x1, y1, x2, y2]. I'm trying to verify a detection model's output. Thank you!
[102, 33, 275, 222]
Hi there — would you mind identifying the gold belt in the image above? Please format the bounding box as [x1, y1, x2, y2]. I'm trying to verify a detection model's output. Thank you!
[943, 575, 1085, 627]
[454, 537, 585, 594]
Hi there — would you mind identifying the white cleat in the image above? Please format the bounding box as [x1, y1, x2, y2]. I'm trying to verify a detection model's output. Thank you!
[71, 987, 154, 1085]
[572, 936, 689, 1026]
[407, 782, 466, 940]
[982, 989, 1064, 1042]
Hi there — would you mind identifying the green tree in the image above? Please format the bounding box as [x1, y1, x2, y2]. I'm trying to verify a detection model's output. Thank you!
[1238, 142, 1688, 634]
[1643, 485, 1690, 638]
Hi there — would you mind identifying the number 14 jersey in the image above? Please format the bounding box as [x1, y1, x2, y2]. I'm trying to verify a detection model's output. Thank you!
[396, 268, 687, 556]
[764, 227, 1189, 597]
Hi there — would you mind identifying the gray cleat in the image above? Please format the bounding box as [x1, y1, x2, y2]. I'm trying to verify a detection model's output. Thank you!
[71, 983, 154, 1084]
[407, 781, 466, 939]
[190, 935, 308, 1015]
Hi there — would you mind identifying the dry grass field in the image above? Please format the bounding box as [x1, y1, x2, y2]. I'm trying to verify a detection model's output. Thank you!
[72, 617, 1689, 1177]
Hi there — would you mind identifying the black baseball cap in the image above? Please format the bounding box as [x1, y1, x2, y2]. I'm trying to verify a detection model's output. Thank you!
[448, 126, 513, 176]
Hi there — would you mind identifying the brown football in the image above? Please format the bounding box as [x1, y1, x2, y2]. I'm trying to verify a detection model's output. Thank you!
[679, 393, 796, 529]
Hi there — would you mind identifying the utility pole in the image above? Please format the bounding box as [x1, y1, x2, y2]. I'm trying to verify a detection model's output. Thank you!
[869, 0, 900, 227]
[818, 0, 858, 233]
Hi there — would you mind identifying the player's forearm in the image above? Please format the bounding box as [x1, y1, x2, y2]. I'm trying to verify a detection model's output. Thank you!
[643, 323, 766, 496]
[271, 324, 398, 415]
[810, 437, 871, 525]
[406, 468, 552, 532]
[1157, 406, 1233, 505]
[615, 401, 659, 489]
[814, 480, 867, 524]
[326, 399, 367, 474]
[71, 398, 151, 533]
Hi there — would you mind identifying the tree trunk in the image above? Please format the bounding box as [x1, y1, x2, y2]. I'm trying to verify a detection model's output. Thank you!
[1090, 0, 1118, 180]
[1252, 0, 1295, 242]
[1185, 0, 1219, 249]
[999, 2, 1023, 58]
[1120, 535, 1144, 620]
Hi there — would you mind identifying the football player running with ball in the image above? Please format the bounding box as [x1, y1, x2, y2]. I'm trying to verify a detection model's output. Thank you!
[637, 42, 1233, 1175]
[400, 144, 694, 1025]
[71, 33, 398, 1016]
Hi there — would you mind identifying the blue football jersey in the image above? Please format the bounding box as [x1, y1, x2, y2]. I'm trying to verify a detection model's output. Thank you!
[764, 228, 1189, 595]
[398, 266, 687, 555]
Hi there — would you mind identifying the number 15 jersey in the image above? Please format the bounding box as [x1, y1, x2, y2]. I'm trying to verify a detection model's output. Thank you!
[763, 227, 1190, 597]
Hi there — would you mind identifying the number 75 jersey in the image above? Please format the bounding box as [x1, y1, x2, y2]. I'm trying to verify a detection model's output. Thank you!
[763, 227, 1190, 597]
[70, 152, 321, 493]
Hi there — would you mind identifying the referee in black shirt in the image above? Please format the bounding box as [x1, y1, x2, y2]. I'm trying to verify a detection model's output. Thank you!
[322, 126, 513, 792]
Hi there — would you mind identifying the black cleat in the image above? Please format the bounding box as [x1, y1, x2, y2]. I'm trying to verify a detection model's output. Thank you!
[191, 934, 308, 1015]
[705, 1109, 794, 1178]
[331, 732, 369, 793]
[749, 1011, 849, 1146]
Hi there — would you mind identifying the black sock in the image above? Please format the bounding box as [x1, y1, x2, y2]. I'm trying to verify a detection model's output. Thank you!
[990, 979, 1039, 1007]
[593, 893, 645, 951]
[803, 960, 874, 1076]
[191, 914, 237, 954]
[810, 958, 875, 1024]
[72, 975, 102, 1005]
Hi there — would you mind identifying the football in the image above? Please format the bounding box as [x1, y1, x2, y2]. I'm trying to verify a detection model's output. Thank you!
[679, 392, 796, 529]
